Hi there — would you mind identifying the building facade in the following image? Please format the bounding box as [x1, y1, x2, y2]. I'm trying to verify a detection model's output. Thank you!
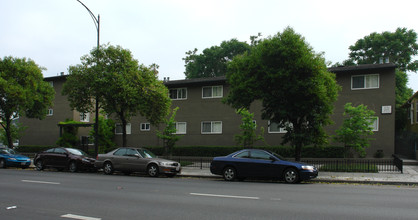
[19, 63, 396, 157]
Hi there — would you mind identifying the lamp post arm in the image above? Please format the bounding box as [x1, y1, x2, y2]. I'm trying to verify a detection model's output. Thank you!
[76, 0, 99, 31]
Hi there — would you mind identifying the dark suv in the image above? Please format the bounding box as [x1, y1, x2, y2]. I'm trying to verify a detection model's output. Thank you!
[34, 147, 96, 172]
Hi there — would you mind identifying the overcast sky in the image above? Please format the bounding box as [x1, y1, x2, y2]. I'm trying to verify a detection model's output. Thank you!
[1, 0, 418, 92]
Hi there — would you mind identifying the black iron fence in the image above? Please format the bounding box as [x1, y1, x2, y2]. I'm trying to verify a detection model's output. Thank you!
[164, 156, 403, 173]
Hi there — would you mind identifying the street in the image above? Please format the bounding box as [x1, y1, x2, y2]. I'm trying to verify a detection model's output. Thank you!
[1, 169, 418, 220]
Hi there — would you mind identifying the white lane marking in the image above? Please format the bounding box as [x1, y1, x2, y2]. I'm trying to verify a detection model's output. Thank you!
[271, 198, 282, 201]
[6, 206, 17, 210]
[190, 193, 259, 200]
[21, 180, 60, 185]
[61, 214, 101, 220]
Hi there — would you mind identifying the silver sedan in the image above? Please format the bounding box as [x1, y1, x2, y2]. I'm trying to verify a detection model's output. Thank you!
[95, 147, 181, 177]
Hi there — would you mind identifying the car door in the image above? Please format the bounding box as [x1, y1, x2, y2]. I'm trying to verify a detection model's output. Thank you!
[124, 148, 144, 172]
[111, 148, 128, 171]
[231, 151, 253, 177]
[248, 150, 278, 178]
[49, 148, 69, 168]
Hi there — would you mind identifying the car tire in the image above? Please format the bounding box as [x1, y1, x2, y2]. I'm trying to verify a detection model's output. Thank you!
[35, 160, 44, 171]
[147, 164, 159, 177]
[103, 162, 114, 175]
[69, 161, 77, 173]
[223, 167, 237, 181]
[0, 159, 6, 168]
[283, 168, 299, 184]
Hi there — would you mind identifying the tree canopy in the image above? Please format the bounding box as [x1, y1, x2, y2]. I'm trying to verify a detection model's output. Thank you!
[63, 45, 171, 147]
[347, 27, 418, 72]
[0, 56, 55, 148]
[183, 39, 251, 79]
[225, 27, 340, 161]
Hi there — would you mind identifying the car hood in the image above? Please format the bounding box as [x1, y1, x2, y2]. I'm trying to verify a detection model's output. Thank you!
[153, 158, 179, 164]
[3, 154, 30, 160]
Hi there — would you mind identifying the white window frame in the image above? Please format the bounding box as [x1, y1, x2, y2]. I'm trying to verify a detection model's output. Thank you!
[140, 123, 150, 131]
[351, 74, 379, 90]
[201, 121, 222, 134]
[268, 121, 292, 133]
[202, 85, 223, 98]
[169, 88, 187, 100]
[369, 117, 379, 132]
[115, 123, 131, 135]
[80, 112, 90, 122]
[175, 122, 187, 134]
[47, 109, 53, 116]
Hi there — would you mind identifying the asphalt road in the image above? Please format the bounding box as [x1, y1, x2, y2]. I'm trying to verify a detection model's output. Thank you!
[1, 169, 418, 220]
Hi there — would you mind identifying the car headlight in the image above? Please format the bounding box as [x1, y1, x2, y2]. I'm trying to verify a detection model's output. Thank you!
[9, 158, 17, 161]
[159, 162, 173, 166]
[301, 165, 315, 171]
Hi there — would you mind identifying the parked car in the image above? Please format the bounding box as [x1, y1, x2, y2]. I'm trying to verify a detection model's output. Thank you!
[34, 147, 96, 172]
[0, 147, 31, 169]
[210, 149, 318, 183]
[95, 147, 181, 177]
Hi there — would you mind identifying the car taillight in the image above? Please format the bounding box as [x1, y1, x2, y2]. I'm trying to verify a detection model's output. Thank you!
[96, 155, 99, 160]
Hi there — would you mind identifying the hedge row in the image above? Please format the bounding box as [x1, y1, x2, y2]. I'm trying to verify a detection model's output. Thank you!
[146, 145, 346, 158]
[16, 145, 346, 158]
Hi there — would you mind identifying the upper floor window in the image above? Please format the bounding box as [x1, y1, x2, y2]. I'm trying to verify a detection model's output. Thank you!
[202, 86, 223, 98]
[140, 123, 150, 131]
[80, 112, 89, 122]
[47, 109, 53, 116]
[201, 121, 222, 134]
[351, 74, 379, 90]
[115, 123, 131, 135]
[170, 88, 187, 100]
[369, 117, 379, 131]
[49, 81, 54, 87]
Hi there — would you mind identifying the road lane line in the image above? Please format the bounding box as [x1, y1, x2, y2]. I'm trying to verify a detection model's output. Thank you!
[21, 180, 60, 185]
[190, 193, 259, 200]
[61, 214, 101, 220]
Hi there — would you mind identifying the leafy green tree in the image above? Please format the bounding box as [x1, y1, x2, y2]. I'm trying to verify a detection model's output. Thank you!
[157, 107, 181, 157]
[235, 109, 264, 148]
[89, 115, 116, 153]
[183, 39, 250, 79]
[348, 27, 418, 72]
[225, 27, 340, 161]
[0, 56, 55, 148]
[63, 44, 171, 148]
[334, 103, 376, 158]
[0, 123, 26, 147]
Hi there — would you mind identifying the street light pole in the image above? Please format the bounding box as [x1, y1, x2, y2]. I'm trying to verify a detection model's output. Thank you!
[76, 0, 100, 156]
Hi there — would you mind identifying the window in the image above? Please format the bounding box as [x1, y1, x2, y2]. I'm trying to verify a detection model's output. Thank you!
[115, 123, 131, 135]
[202, 86, 223, 98]
[352, 74, 379, 90]
[416, 102, 418, 123]
[233, 151, 250, 158]
[268, 121, 292, 133]
[49, 81, 54, 87]
[175, 122, 187, 134]
[410, 103, 414, 125]
[140, 123, 150, 131]
[80, 112, 89, 122]
[201, 121, 222, 134]
[47, 109, 53, 116]
[250, 150, 272, 160]
[114, 148, 126, 156]
[369, 117, 379, 131]
[169, 88, 187, 100]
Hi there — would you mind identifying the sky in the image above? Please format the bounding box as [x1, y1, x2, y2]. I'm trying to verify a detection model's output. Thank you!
[1, 0, 418, 92]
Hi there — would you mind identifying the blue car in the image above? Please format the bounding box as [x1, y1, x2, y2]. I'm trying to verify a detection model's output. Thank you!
[0, 147, 32, 169]
[210, 149, 318, 183]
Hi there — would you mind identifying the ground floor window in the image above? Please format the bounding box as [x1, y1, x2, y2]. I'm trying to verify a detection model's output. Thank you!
[201, 121, 222, 134]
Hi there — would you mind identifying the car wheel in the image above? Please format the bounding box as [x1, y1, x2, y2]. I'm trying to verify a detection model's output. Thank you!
[223, 167, 236, 181]
[69, 161, 77, 173]
[35, 160, 44, 171]
[147, 164, 159, 177]
[103, 162, 114, 175]
[284, 168, 299, 184]
[0, 159, 6, 168]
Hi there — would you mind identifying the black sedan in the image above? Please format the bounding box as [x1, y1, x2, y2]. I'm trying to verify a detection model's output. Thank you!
[34, 147, 96, 172]
[210, 149, 318, 183]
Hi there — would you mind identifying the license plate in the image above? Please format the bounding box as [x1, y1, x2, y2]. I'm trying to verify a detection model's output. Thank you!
[21, 162, 26, 165]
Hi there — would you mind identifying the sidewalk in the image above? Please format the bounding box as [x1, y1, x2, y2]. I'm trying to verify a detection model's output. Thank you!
[180, 165, 418, 185]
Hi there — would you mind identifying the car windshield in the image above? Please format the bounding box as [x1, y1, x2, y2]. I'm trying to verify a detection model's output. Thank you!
[0, 148, 16, 155]
[66, 148, 88, 156]
[137, 149, 156, 158]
